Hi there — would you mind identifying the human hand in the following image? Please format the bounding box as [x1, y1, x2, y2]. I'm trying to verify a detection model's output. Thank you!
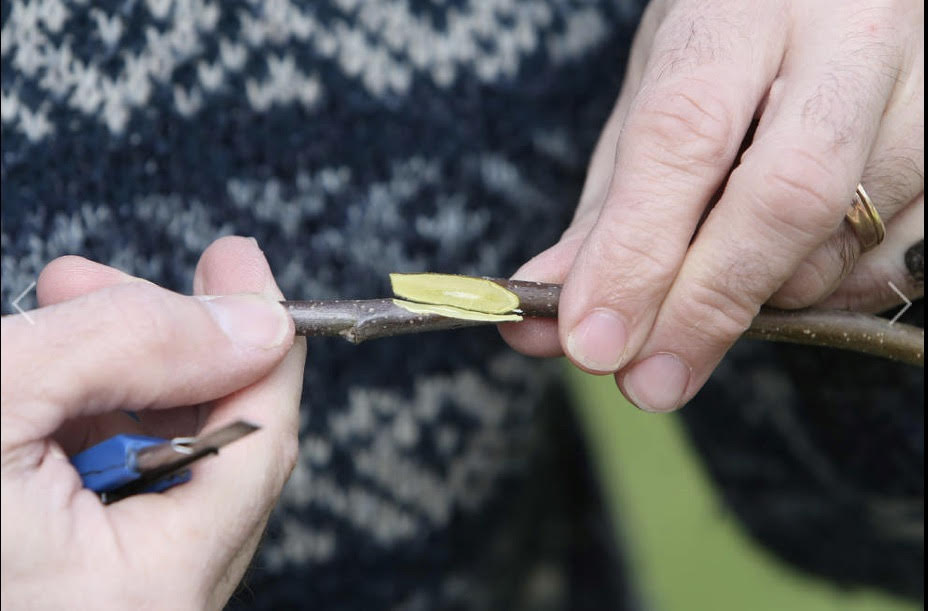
[502, 0, 924, 412]
[1, 237, 306, 609]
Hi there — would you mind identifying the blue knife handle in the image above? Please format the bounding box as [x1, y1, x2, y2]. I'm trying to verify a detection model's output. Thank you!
[70, 434, 191, 495]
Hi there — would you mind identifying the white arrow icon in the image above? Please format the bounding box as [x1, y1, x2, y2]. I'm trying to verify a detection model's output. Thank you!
[11, 280, 36, 325]
[887, 281, 912, 326]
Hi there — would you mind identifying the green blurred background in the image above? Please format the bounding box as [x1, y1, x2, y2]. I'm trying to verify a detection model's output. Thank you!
[566, 363, 919, 611]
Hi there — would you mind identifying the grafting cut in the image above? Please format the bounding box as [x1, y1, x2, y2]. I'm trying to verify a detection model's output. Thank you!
[390, 273, 521, 315]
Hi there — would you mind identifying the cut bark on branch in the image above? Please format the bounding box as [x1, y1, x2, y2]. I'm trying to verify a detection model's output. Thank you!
[283, 278, 924, 367]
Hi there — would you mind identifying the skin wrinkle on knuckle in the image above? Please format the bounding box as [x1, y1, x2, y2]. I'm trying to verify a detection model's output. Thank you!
[722, 246, 780, 305]
[630, 82, 738, 172]
[118, 285, 180, 366]
[24, 289, 151, 411]
[586, 219, 678, 292]
[0, 406, 54, 460]
[678, 275, 761, 348]
[749, 147, 848, 244]
[569, 254, 657, 321]
[85, 284, 191, 407]
[634, 135, 717, 184]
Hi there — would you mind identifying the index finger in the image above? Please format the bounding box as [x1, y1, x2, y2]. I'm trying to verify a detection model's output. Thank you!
[557, 1, 789, 374]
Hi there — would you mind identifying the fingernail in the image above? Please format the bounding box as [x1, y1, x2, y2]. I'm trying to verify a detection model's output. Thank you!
[621, 353, 690, 413]
[200, 294, 290, 349]
[48, 443, 67, 461]
[567, 308, 628, 372]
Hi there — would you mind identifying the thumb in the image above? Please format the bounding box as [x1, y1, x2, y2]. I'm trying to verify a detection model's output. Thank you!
[0, 281, 294, 452]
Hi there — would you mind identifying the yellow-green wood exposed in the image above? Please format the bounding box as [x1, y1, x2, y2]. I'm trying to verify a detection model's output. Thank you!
[392, 298, 523, 322]
[390, 273, 520, 315]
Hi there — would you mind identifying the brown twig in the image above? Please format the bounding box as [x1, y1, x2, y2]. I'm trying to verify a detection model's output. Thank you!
[284, 298, 490, 344]
[283, 278, 924, 366]
[743, 308, 923, 366]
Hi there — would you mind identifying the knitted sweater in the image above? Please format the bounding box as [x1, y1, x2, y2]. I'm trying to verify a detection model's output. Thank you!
[2, 0, 922, 607]
[2, 1, 644, 608]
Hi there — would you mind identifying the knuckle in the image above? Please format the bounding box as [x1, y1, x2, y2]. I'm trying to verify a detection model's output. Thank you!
[676, 248, 773, 345]
[102, 283, 180, 372]
[112, 283, 178, 346]
[631, 82, 737, 171]
[751, 148, 847, 243]
[684, 278, 761, 344]
[588, 219, 679, 290]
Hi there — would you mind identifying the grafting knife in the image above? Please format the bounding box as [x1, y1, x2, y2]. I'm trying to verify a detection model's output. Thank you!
[70, 421, 259, 504]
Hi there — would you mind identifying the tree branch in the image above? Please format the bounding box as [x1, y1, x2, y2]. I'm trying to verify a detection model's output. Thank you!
[284, 278, 924, 367]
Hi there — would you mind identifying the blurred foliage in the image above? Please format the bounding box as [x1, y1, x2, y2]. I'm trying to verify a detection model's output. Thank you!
[565, 364, 918, 611]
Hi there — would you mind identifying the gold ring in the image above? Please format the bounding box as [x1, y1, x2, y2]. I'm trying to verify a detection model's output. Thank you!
[845, 183, 885, 252]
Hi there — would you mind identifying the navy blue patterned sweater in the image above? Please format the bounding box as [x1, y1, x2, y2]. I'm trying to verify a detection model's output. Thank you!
[2, 0, 922, 607]
[2, 1, 645, 608]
